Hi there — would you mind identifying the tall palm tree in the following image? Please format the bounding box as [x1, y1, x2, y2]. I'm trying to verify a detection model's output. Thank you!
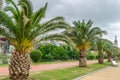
[0, 0, 69, 79]
[64, 20, 106, 67]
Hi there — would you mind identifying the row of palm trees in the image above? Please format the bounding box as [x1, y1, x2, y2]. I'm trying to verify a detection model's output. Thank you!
[63, 20, 106, 67]
[0, 0, 119, 80]
[95, 39, 119, 63]
[63, 20, 120, 67]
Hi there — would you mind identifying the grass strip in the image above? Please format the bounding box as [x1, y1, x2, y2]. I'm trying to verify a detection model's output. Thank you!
[0, 62, 111, 80]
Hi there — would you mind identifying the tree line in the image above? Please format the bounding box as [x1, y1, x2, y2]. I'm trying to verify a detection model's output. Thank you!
[0, 0, 119, 80]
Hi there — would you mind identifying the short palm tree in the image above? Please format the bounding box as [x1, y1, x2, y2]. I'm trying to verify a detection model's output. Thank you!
[96, 39, 107, 63]
[64, 20, 106, 67]
[112, 46, 120, 60]
[103, 39, 113, 62]
[0, 0, 69, 79]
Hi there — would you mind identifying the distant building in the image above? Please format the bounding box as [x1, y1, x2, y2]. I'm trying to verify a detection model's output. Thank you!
[114, 35, 118, 47]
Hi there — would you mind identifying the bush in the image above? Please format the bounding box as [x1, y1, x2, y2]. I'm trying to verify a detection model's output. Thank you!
[87, 52, 97, 60]
[38, 44, 56, 61]
[51, 46, 68, 60]
[30, 50, 42, 63]
[38, 44, 79, 61]
[87, 54, 94, 60]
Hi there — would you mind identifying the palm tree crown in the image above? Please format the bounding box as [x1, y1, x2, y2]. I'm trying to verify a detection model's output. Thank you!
[0, 0, 69, 54]
[64, 20, 106, 50]
[63, 20, 106, 67]
[0, 0, 70, 79]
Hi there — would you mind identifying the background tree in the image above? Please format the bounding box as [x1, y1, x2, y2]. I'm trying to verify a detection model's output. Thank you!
[0, 0, 69, 79]
[64, 20, 106, 67]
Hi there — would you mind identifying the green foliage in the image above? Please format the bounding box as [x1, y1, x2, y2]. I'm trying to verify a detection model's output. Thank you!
[0, 54, 11, 64]
[0, 62, 111, 80]
[30, 50, 42, 63]
[0, 0, 70, 54]
[64, 20, 106, 51]
[65, 46, 79, 59]
[87, 52, 97, 60]
[51, 46, 68, 60]
[38, 44, 56, 61]
[38, 44, 78, 61]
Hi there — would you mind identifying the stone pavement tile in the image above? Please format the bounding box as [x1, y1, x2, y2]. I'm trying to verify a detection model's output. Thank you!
[80, 64, 120, 80]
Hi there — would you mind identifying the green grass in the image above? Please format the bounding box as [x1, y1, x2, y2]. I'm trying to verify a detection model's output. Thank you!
[0, 62, 111, 80]
[30, 62, 110, 80]
[0, 64, 8, 67]
[32, 59, 78, 65]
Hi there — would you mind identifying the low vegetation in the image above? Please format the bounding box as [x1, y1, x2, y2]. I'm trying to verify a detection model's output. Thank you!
[30, 50, 42, 63]
[1, 62, 111, 80]
[38, 44, 79, 61]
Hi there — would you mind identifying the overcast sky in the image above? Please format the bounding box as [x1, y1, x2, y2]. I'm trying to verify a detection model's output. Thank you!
[3, 0, 120, 47]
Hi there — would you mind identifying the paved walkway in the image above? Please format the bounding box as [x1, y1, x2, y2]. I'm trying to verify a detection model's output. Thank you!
[0, 60, 97, 76]
[78, 63, 120, 80]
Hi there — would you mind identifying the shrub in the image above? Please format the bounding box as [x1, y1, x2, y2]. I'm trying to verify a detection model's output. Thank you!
[69, 48, 79, 59]
[87, 54, 94, 60]
[38, 44, 79, 61]
[51, 46, 68, 60]
[30, 50, 42, 63]
[87, 52, 97, 60]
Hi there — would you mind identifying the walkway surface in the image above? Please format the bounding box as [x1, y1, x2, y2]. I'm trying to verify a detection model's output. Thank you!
[0, 60, 97, 76]
[79, 63, 120, 80]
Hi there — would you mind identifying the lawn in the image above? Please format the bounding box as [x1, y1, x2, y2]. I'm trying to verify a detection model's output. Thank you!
[0, 62, 111, 80]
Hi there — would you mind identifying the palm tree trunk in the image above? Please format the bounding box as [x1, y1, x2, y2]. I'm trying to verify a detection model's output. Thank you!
[9, 51, 30, 80]
[79, 50, 87, 67]
[107, 53, 112, 62]
[98, 52, 104, 64]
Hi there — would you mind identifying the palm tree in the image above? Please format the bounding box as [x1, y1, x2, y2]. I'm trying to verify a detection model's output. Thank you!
[0, 0, 69, 79]
[96, 39, 107, 64]
[103, 39, 113, 62]
[112, 46, 120, 60]
[64, 20, 106, 67]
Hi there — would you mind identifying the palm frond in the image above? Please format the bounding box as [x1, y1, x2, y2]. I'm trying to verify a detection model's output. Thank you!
[18, 0, 33, 17]
[31, 3, 47, 27]
[0, 11, 17, 36]
[28, 17, 70, 41]
[4, 6, 18, 21]
[1, 0, 70, 53]
[5, 0, 20, 15]
[37, 34, 73, 46]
